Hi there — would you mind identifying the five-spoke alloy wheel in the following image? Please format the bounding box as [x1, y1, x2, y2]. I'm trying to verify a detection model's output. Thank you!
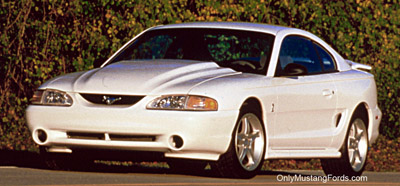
[212, 107, 266, 178]
[235, 113, 265, 171]
[321, 113, 369, 177]
[347, 118, 368, 172]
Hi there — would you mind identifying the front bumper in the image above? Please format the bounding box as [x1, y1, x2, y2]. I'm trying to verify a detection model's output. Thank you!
[26, 95, 239, 161]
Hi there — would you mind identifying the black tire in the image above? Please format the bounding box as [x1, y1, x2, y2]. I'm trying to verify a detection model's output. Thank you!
[167, 159, 207, 173]
[321, 113, 369, 177]
[211, 107, 266, 179]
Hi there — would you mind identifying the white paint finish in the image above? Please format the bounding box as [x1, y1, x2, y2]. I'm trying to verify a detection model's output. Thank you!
[26, 101, 239, 160]
[328, 70, 381, 148]
[270, 74, 337, 149]
[26, 22, 381, 161]
[47, 60, 238, 96]
[267, 149, 341, 159]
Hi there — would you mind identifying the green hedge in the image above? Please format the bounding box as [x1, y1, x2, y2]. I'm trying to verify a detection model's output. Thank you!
[1, 0, 399, 150]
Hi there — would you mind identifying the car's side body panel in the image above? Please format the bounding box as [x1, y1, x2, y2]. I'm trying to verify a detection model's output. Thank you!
[329, 70, 381, 147]
[270, 74, 337, 150]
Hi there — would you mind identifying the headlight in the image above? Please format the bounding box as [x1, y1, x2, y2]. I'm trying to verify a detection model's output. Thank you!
[31, 89, 73, 106]
[146, 95, 218, 111]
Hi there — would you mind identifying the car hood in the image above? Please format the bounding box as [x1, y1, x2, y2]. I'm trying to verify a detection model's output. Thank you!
[42, 60, 239, 95]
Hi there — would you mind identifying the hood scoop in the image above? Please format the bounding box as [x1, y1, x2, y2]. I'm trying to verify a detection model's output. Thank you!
[72, 60, 237, 95]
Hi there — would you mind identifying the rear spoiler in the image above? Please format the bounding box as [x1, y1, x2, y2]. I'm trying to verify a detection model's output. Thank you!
[345, 60, 372, 71]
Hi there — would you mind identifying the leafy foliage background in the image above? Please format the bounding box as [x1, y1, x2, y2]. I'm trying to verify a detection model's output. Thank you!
[0, 0, 399, 170]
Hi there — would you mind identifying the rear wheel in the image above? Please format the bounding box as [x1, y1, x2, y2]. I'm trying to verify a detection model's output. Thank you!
[212, 108, 266, 178]
[321, 114, 369, 177]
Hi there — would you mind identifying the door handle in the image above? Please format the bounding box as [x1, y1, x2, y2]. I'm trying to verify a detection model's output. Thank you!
[322, 89, 334, 96]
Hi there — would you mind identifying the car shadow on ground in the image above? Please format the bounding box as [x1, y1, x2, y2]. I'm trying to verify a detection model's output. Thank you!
[0, 149, 312, 178]
[0, 149, 45, 168]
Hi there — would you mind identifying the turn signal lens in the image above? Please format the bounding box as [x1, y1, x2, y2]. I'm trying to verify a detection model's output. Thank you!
[31, 90, 44, 104]
[186, 96, 218, 111]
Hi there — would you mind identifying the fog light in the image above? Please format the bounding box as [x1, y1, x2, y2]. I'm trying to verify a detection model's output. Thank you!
[34, 129, 48, 144]
[170, 135, 184, 149]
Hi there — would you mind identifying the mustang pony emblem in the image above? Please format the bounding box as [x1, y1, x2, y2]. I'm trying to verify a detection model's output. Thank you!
[102, 96, 122, 105]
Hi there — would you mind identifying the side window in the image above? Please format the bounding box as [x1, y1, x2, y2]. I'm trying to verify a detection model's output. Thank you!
[277, 36, 322, 76]
[313, 43, 337, 72]
[204, 33, 273, 75]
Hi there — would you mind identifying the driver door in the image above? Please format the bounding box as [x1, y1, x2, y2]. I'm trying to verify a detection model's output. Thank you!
[271, 36, 337, 150]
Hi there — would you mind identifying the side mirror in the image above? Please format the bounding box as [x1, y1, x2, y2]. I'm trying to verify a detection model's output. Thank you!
[282, 63, 308, 76]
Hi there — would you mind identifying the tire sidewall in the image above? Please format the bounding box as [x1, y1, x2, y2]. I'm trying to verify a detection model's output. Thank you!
[341, 113, 369, 176]
[231, 106, 266, 177]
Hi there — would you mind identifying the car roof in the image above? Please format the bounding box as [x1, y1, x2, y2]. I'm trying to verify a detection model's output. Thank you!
[150, 22, 294, 35]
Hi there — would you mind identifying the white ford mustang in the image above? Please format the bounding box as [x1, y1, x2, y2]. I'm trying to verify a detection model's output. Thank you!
[26, 22, 381, 178]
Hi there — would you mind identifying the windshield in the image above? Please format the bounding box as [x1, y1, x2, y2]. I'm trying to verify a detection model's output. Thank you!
[109, 28, 275, 75]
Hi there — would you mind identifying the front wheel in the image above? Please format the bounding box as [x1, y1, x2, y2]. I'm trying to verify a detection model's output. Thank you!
[212, 109, 266, 178]
[321, 114, 369, 177]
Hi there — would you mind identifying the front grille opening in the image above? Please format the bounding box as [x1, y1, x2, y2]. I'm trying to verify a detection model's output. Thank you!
[67, 132, 105, 140]
[109, 134, 156, 142]
[80, 94, 144, 105]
